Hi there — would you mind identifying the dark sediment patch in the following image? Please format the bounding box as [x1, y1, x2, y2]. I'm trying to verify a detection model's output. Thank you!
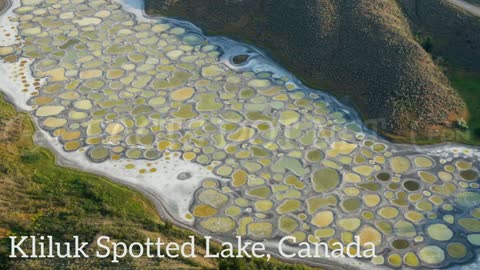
[177, 172, 192, 180]
[376, 172, 391, 181]
[403, 180, 420, 191]
[232, 54, 249, 65]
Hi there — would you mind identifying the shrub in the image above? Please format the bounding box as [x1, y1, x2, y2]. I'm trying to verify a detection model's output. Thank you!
[20, 151, 40, 164]
[456, 118, 469, 129]
[421, 36, 434, 53]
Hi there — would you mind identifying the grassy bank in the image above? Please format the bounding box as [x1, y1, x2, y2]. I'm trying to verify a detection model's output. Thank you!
[448, 68, 480, 144]
[0, 94, 314, 270]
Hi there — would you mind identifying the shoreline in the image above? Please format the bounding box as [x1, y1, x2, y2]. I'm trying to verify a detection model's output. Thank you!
[0, 0, 369, 269]
[33, 125, 359, 270]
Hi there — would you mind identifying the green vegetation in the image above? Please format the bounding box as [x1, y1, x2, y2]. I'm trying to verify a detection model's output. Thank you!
[388, 67, 480, 146]
[0, 94, 315, 270]
[418, 35, 434, 54]
[412, 32, 480, 145]
[448, 68, 480, 144]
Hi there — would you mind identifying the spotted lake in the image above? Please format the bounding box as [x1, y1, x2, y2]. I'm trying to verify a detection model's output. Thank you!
[0, 0, 479, 269]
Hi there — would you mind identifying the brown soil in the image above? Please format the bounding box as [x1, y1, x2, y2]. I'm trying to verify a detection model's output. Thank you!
[0, 115, 23, 142]
[146, 0, 467, 138]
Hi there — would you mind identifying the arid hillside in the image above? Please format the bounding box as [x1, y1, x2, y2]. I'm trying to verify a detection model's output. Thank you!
[399, 0, 480, 72]
[146, 0, 468, 141]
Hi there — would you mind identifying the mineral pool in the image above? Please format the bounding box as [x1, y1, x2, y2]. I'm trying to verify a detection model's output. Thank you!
[0, 0, 479, 268]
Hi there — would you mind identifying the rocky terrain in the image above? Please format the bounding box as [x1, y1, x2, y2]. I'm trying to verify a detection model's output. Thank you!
[145, 0, 468, 140]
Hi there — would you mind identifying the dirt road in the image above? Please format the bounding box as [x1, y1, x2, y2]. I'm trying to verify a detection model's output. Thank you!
[446, 0, 480, 16]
